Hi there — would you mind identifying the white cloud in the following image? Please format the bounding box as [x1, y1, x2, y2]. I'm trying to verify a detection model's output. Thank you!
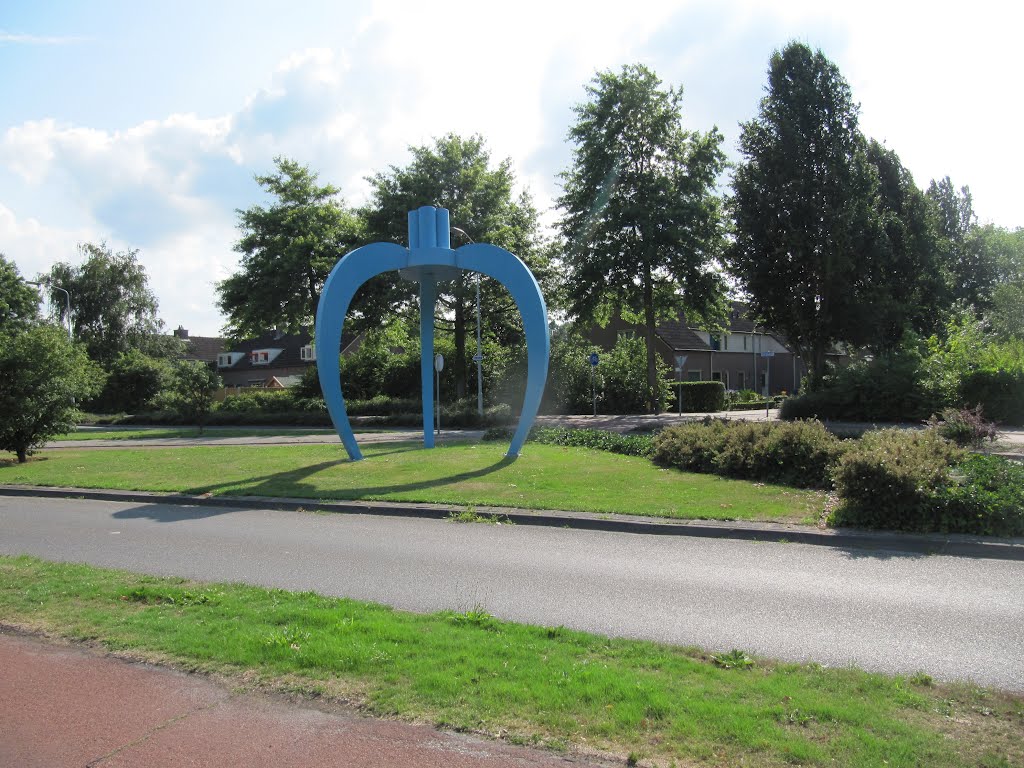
[0, 31, 88, 45]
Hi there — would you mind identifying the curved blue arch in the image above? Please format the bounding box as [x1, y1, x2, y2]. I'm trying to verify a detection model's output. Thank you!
[455, 243, 550, 456]
[315, 208, 550, 461]
[315, 242, 408, 460]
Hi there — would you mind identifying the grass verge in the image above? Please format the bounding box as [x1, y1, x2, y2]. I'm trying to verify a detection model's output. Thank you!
[1, 442, 824, 523]
[2, 556, 1020, 767]
[53, 427, 352, 441]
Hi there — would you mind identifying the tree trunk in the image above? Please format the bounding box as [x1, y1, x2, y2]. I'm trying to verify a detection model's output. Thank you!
[642, 262, 660, 414]
[17, 448, 27, 463]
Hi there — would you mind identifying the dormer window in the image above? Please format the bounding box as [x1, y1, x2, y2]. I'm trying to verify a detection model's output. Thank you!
[249, 348, 282, 365]
[300, 345, 316, 362]
[217, 352, 244, 368]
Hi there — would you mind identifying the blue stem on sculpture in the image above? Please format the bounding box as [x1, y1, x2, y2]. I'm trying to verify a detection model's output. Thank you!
[420, 279, 437, 448]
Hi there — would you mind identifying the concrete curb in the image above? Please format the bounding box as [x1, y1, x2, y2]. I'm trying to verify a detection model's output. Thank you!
[3, 484, 1022, 562]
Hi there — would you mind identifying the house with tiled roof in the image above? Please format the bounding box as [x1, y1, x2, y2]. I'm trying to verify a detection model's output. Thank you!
[585, 302, 817, 395]
[172, 326, 226, 368]
[212, 328, 363, 389]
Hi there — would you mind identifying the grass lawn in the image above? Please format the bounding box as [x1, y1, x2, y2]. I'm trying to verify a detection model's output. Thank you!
[53, 427, 349, 441]
[1, 556, 1019, 767]
[1, 441, 824, 523]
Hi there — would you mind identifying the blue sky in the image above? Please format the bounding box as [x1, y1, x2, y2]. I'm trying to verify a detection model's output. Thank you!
[2, 0, 1020, 336]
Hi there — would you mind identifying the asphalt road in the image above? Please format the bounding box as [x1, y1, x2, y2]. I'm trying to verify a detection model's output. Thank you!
[2, 496, 1022, 692]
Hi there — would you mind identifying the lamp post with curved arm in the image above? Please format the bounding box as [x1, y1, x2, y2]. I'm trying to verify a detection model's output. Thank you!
[29, 281, 72, 341]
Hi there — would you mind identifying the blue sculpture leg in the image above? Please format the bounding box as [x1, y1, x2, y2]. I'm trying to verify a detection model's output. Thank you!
[315, 243, 409, 461]
[420, 279, 437, 448]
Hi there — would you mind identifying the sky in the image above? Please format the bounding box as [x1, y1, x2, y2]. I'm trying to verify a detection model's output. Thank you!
[2, 0, 1021, 337]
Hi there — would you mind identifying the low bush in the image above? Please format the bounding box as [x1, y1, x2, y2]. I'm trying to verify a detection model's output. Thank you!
[653, 419, 842, 488]
[925, 406, 997, 448]
[650, 419, 731, 473]
[482, 426, 654, 457]
[936, 454, 1024, 537]
[833, 437, 1024, 537]
[830, 429, 965, 532]
[219, 389, 296, 414]
[679, 381, 726, 412]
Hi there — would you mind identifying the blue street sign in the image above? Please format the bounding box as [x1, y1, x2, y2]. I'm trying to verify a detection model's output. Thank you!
[589, 352, 599, 366]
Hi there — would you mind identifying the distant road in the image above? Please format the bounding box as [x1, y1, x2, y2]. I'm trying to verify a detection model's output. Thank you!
[2, 496, 1022, 691]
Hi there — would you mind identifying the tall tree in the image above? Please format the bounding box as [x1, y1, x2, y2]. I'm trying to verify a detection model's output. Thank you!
[217, 156, 365, 340]
[976, 224, 1024, 339]
[729, 42, 884, 385]
[44, 242, 170, 367]
[363, 133, 550, 398]
[0, 254, 40, 336]
[0, 323, 103, 462]
[864, 140, 948, 347]
[558, 64, 727, 413]
[926, 177, 997, 310]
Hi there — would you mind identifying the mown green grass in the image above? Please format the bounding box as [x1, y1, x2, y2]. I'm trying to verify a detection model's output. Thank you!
[1, 556, 1019, 767]
[1, 442, 824, 522]
[53, 427, 348, 441]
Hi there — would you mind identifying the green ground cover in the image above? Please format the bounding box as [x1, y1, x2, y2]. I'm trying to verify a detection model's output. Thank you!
[53, 427, 344, 441]
[2, 556, 1019, 767]
[0, 442, 824, 523]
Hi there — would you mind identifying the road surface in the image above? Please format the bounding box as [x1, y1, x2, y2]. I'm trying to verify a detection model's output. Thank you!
[2, 496, 1021, 691]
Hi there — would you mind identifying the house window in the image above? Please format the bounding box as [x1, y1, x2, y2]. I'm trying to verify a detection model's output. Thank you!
[711, 371, 722, 382]
[687, 370, 702, 382]
[743, 335, 748, 351]
[300, 345, 316, 362]
[250, 351, 270, 365]
[723, 334, 729, 351]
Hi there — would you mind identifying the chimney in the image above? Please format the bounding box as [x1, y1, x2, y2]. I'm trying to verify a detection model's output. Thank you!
[173, 326, 189, 339]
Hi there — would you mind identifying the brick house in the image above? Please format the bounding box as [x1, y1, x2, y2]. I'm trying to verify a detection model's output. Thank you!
[584, 303, 817, 395]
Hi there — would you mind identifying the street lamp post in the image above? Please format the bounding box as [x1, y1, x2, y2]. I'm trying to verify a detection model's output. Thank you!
[450, 226, 484, 418]
[29, 281, 72, 341]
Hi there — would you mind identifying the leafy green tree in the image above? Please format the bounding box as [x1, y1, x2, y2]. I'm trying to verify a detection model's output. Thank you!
[167, 360, 222, 433]
[44, 242, 174, 366]
[0, 324, 104, 462]
[976, 225, 1024, 339]
[729, 42, 884, 385]
[363, 133, 551, 398]
[864, 140, 948, 347]
[0, 254, 40, 335]
[558, 64, 727, 413]
[92, 350, 171, 413]
[217, 156, 365, 339]
[926, 177, 997, 310]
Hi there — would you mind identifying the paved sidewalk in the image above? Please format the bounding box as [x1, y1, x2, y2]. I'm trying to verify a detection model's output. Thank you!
[0, 631, 609, 768]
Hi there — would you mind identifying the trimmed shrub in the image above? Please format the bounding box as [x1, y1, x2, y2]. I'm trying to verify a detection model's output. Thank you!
[219, 389, 296, 413]
[830, 429, 964, 531]
[712, 420, 844, 488]
[651, 419, 733, 474]
[679, 381, 726, 413]
[483, 426, 654, 457]
[653, 418, 842, 488]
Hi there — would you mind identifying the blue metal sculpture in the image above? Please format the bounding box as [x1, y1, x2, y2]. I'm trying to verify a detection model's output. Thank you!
[316, 206, 549, 461]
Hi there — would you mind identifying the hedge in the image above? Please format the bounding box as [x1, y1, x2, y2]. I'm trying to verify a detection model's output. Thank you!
[679, 381, 725, 412]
